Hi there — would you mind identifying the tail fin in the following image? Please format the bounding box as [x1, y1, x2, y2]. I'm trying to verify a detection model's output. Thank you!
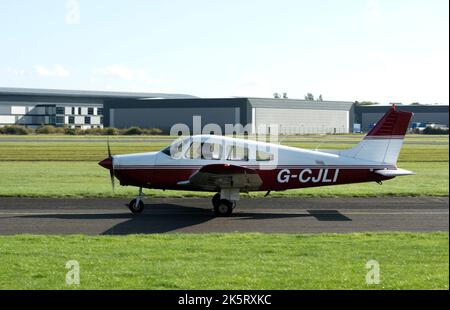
[341, 105, 413, 165]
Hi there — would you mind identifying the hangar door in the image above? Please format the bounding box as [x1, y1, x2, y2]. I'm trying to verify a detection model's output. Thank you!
[110, 107, 240, 133]
[253, 108, 349, 134]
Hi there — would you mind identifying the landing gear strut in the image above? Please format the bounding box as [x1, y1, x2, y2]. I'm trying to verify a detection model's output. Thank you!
[128, 187, 145, 214]
[211, 190, 238, 217]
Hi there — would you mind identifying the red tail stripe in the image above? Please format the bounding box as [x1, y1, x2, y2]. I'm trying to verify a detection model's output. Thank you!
[366, 106, 413, 137]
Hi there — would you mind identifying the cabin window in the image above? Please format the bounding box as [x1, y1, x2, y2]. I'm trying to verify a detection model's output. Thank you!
[226, 144, 249, 161]
[256, 149, 274, 161]
[186, 142, 222, 160]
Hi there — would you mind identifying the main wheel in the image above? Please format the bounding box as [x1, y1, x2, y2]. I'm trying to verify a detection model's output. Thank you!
[128, 198, 144, 214]
[214, 199, 233, 217]
[212, 193, 221, 208]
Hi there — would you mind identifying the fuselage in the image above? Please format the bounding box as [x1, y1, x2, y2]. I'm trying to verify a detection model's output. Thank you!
[99, 135, 394, 192]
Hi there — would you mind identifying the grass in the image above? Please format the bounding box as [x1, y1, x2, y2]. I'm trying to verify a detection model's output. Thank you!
[0, 233, 447, 290]
[0, 134, 447, 198]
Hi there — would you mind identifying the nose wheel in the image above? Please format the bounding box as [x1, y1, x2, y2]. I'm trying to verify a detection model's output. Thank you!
[128, 198, 144, 214]
[128, 188, 145, 214]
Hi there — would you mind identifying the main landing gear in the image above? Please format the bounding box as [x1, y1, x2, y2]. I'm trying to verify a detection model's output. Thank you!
[212, 189, 239, 217]
[128, 187, 145, 214]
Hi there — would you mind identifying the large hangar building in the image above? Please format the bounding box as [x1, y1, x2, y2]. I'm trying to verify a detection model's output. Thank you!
[105, 97, 355, 134]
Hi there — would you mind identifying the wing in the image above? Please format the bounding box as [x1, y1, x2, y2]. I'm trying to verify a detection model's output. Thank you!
[178, 164, 263, 191]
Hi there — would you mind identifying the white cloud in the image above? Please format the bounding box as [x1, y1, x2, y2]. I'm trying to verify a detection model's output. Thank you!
[94, 64, 157, 84]
[34, 64, 70, 77]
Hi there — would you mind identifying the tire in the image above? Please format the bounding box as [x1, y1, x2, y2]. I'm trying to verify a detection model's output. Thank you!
[128, 198, 144, 214]
[212, 193, 221, 208]
[213, 199, 233, 217]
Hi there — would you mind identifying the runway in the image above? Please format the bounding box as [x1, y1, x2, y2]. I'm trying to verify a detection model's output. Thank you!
[0, 197, 447, 234]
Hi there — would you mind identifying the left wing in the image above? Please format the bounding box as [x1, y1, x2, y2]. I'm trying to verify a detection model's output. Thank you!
[178, 164, 263, 191]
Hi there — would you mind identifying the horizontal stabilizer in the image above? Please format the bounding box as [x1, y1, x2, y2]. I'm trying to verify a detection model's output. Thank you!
[374, 168, 415, 177]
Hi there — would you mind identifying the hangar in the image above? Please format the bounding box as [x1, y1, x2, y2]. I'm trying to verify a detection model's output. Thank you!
[104, 97, 355, 134]
[355, 104, 449, 131]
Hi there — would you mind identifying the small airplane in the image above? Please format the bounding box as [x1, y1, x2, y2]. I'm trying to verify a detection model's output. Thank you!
[99, 105, 414, 216]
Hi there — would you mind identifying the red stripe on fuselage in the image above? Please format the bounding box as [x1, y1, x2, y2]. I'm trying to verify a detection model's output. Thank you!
[114, 165, 393, 191]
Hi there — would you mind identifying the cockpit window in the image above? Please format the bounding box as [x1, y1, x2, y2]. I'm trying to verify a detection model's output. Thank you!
[161, 140, 187, 159]
[186, 141, 222, 160]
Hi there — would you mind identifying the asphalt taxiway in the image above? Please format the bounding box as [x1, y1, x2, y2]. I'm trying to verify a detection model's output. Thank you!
[0, 197, 447, 234]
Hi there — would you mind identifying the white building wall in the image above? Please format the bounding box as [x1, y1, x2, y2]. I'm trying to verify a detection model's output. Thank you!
[91, 116, 101, 125]
[11, 106, 26, 114]
[254, 108, 350, 134]
[75, 116, 84, 124]
[0, 115, 16, 124]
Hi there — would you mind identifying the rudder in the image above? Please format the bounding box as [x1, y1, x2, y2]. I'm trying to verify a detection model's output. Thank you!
[341, 105, 413, 165]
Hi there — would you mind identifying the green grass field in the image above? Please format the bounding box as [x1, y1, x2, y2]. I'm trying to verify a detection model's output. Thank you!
[0, 134, 447, 198]
[0, 233, 447, 290]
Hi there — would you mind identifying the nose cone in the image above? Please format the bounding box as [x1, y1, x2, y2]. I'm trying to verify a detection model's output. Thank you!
[99, 157, 113, 170]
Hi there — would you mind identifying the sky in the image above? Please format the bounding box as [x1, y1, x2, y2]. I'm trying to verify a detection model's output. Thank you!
[0, 0, 448, 104]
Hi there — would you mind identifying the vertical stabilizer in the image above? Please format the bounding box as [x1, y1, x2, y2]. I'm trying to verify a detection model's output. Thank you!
[341, 105, 413, 165]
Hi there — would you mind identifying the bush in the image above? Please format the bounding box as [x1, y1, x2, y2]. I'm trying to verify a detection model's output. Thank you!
[35, 125, 65, 134]
[64, 127, 77, 135]
[102, 127, 119, 135]
[122, 127, 143, 135]
[119, 127, 164, 135]
[0, 125, 30, 135]
[143, 128, 163, 135]
[0, 125, 164, 136]
[83, 128, 104, 135]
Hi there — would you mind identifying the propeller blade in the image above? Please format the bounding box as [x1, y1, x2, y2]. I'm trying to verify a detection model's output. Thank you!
[110, 164, 115, 190]
[107, 138, 112, 158]
[107, 138, 114, 191]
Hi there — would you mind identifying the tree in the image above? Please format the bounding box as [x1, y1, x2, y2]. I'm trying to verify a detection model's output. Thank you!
[318, 94, 323, 101]
[273, 92, 280, 99]
[304, 93, 314, 101]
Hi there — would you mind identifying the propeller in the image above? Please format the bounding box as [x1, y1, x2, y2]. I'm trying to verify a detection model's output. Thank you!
[107, 138, 115, 190]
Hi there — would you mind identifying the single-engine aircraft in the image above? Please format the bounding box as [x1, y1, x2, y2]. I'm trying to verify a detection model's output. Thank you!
[99, 105, 414, 216]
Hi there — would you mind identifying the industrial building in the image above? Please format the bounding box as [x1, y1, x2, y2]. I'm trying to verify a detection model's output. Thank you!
[355, 104, 449, 132]
[0, 88, 195, 129]
[104, 97, 354, 134]
[1, 87, 448, 134]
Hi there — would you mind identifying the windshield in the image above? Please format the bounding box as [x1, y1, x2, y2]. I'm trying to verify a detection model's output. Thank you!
[161, 137, 191, 159]
[161, 136, 223, 160]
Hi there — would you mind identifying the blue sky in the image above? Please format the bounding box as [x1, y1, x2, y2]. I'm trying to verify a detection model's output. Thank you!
[0, 0, 448, 103]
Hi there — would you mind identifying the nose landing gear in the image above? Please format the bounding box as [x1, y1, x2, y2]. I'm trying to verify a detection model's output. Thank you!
[128, 187, 145, 214]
